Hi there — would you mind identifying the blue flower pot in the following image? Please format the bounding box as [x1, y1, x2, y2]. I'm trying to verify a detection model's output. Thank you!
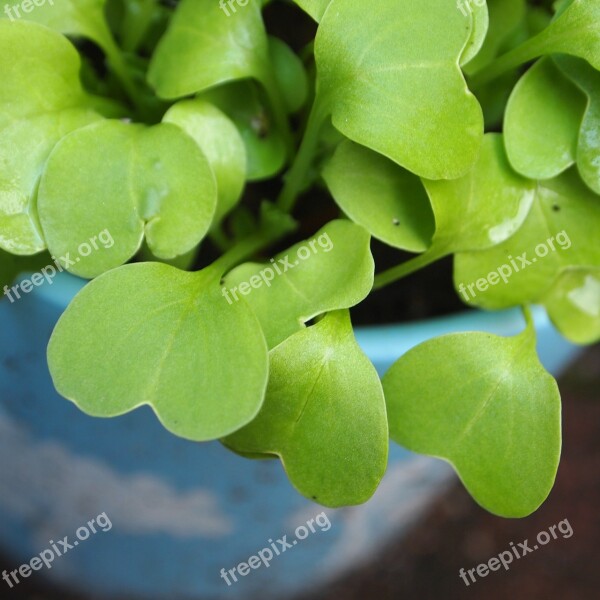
[0, 272, 581, 599]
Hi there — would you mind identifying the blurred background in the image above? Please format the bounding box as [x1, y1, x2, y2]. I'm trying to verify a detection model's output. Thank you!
[2, 345, 597, 600]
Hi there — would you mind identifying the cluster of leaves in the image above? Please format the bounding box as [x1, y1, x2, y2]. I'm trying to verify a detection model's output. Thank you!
[1, 0, 598, 516]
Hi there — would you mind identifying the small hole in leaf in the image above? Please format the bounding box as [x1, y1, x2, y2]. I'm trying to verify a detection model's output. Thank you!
[552, 204, 561, 212]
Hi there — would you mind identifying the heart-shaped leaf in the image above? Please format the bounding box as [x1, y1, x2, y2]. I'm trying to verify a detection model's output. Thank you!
[423, 134, 536, 256]
[554, 55, 600, 195]
[454, 167, 600, 309]
[383, 317, 561, 517]
[224, 220, 373, 348]
[38, 120, 217, 278]
[0, 21, 102, 255]
[224, 310, 388, 507]
[314, 0, 484, 179]
[48, 262, 269, 441]
[323, 141, 435, 252]
[163, 99, 247, 225]
[504, 58, 585, 180]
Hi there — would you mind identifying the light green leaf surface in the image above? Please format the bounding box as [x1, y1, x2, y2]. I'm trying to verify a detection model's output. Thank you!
[454, 168, 600, 309]
[163, 99, 247, 225]
[542, 267, 600, 344]
[504, 58, 585, 180]
[323, 141, 435, 252]
[0, 0, 138, 100]
[224, 310, 388, 507]
[38, 120, 217, 278]
[0, 0, 110, 47]
[423, 134, 536, 256]
[383, 322, 561, 517]
[148, 0, 270, 99]
[554, 55, 600, 195]
[0, 21, 102, 256]
[48, 262, 269, 441]
[224, 220, 373, 348]
[314, 0, 484, 179]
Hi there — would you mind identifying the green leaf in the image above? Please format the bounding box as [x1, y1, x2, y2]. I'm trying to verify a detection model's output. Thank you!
[472, 0, 600, 85]
[383, 319, 561, 517]
[0, 0, 110, 47]
[314, 0, 484, 179]
[454, 168, 600, 309]
[542, 267, 600, 345]
[323, 141, 434, 252]
[268, 36, 309, 113]
[292, 0, 330, 21]
[38, 120, 217, 278]
[423, 134, 536, 256]
[527, 0, 600, 69]
[116, 0, 166, 53]
[459, 0, 489, 68]
[554, 55, 600, 195]
[0, 21, 101, 255]
[224, 310, 388, 507]
[48, 262, 269, 441]
[163, 98, 247, 225]
[148, 0, 270, 99]
[0, 0, 139, 103]
[463, 0, 525, 74]
[201, 81, 287, 181]
[224, 220, 373, 348]
[0, 21, 102, 255]
[504, 58, 586, 180]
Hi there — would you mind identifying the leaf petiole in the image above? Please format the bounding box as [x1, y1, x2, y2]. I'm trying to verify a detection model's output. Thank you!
[372, 247, 447, 290]
[277, 95, 328, 213]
